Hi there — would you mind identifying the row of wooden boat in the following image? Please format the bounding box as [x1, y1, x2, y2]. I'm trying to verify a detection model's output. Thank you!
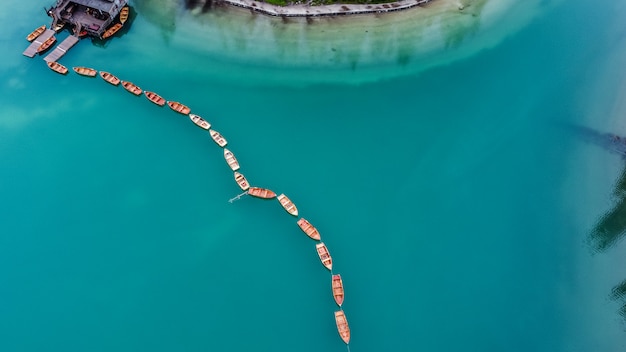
[48, 62, 350, 345]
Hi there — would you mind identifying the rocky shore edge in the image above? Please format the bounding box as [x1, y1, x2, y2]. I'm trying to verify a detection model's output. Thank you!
[213, 0, 439, 17]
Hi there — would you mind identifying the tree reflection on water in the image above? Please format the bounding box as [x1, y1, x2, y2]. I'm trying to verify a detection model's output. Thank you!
[582, 126, 626, 320]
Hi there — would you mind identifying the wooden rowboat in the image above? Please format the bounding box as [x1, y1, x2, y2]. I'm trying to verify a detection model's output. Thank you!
[189, 114, 211, 130]
[52, 22, 64, 32]
[315, 242, 332, 271]
[27, 25, 46, 42]
[223, 148, 240, 171]
[144, 91, 166, 106]
[47, 61, 68, 75]
[234, 172, 250, 191]
[37, 36, 56, 53]
[167, 101, 191, 115]
[121, 81, 142, 95]
[334, 310, 350, 344]
[120, 6, 129, 24]
[297, 218, 321, 241]
[73, 66, 97, 77]
[209, 129, 227, 147]
[99, 71, 120, 86]
[102, 23, 123, 39]
[248, 187, 276, 199]
[277, 194, 298, 217]
[332, 274, 344, 307]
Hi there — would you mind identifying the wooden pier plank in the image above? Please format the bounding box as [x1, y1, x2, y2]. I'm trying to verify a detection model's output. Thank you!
[22, 29, 55, 58]
[44, 36, 80, 63]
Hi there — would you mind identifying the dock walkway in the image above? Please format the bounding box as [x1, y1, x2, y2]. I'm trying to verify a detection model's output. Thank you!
[22, 29, 55, 58]
[44, 36, 79, 62]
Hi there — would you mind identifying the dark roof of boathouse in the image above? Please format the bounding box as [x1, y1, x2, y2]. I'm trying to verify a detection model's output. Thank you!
[71, 0, 124, 14]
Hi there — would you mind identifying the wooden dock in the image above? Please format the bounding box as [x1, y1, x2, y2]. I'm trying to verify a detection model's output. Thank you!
[22, 29, 55, 58]
[44, 36, 79, 63]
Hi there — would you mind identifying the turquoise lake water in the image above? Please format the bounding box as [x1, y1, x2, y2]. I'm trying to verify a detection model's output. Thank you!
[2, 0, 626, 351]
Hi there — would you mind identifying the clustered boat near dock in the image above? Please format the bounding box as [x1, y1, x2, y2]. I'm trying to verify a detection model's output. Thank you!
[41, 62, 353, 348]
[47, 0, 130, 40]
[23, 2, 132, 63]
[27, 25, 46, 41]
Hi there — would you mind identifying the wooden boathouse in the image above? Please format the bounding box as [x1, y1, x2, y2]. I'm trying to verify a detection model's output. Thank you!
[47, 0, 128, 38]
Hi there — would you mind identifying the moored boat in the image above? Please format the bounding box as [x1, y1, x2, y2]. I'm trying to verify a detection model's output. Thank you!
[332, 274, 344, 307]
[26, 25, 46, 42]
[73, 66, 97, 77]
[189, 114, 211, 130]
[334, 310, 350, 344]
[209, 129, 227, 147]
[144, 91, 166, 106]
[52, 22, 64, 32]
[167, 101, 191, 115]
[99, 71, 120, 86]
[102, 23, 123, 39]
[248, 187, 276, 199]
[120, 6, 129, 24]
[234, 172, 250, 191]
[47, 61, 68, 75]
[36, 36, 56, 53]
[121, 81, 142, 95]
[315, 242, 332, 271]
[223, 148, 240, 171]
[297, 218, 321, 241]
[277, 194, 298, 217]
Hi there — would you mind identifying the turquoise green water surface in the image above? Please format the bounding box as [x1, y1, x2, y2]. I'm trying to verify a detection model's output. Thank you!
[2, 0, 626, 351]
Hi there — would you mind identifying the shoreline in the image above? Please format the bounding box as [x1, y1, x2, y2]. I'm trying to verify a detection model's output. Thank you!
[211, 0, 443, 17]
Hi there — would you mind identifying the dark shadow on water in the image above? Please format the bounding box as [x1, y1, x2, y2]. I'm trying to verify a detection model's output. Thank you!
[574, 124, 626, 322]
[589, 167, 626, 251]
[133, 0, 177, 41]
